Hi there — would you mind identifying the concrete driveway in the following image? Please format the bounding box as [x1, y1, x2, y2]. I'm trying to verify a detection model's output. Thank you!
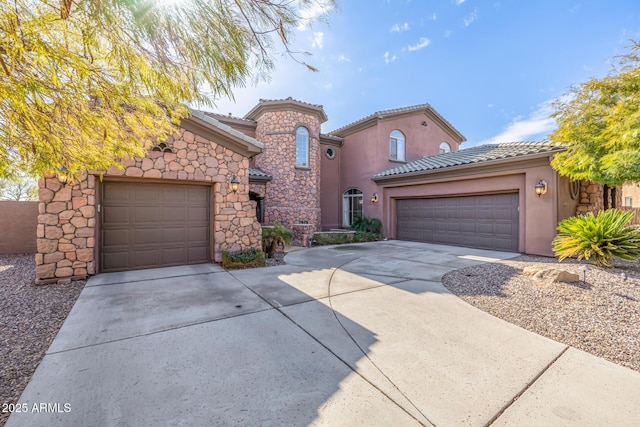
[8, 241, 640, 426]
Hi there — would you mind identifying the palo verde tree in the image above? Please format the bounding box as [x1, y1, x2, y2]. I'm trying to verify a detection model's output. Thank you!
[0, 0, 333, 180]
[549, 41, 640, 208]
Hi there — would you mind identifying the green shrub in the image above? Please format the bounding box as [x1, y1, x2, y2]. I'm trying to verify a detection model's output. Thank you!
[262, 223, 292, 258]
[312, 232, 353, 245]
[350, 216, 382, 234]
[353, 232, 382, 242]
[222, 248, 265, 270]
[553, 209, 640, 267]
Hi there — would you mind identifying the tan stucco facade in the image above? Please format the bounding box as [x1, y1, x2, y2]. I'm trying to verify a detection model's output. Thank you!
[374, 155, 563, 257]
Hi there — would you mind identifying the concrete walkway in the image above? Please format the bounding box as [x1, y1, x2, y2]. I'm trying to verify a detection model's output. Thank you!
[8, 241, 640, 426]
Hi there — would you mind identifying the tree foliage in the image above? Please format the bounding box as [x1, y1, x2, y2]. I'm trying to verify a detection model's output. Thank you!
[550, 41, 640, 187]
[0, 173, 38, 200]
[0, 0, 333, 179]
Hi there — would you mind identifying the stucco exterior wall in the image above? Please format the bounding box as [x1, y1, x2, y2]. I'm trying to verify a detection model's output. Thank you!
[320, 141, 342, 230]
[376, 160, 559, 256]
[0, 201, 38, 254]
[252, 110, 322, 231]
[36, 128, 261, 284]
[339, 112, 464, 227]
[622, 182, 640, 207]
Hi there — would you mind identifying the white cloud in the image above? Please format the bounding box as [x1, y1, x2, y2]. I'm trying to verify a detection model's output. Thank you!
[431, 13, 437, 20]
[297, 0, 334, 30]
[312, 32, 324, 49]
[464, 8, 479, 26]
[391, 22, 410, 33]
[324, 82, 333, 90]
[384, 51, 397, 64]
[487, 103, 494, 108]
[407, 37, 431, 51]
[480, 101, 557, 145]
[444, 29, 454, 38]
[455, 0, 466, 5]
[337, 54, 350, 62]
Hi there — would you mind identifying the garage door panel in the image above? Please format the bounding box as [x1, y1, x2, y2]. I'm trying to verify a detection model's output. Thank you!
[161, 227, 186, 243]
[188, 206, 208, 222]
[133, 206, 159, 223]
[162, 185, 187, 202]
[134, 249, 161, 268]
[103, 206, 130, 224]
[133, 228, 160, 245]
[188, 226, 209, 241]
[396, 193, 519, 252]
[100, 181, 210, 273]
[102, 229, 130, 247]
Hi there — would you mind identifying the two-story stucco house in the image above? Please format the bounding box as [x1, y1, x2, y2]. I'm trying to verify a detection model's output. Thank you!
[36, 97, 602, 283]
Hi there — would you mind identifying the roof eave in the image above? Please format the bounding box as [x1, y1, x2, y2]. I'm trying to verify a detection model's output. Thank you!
[182, 111, 263, 158]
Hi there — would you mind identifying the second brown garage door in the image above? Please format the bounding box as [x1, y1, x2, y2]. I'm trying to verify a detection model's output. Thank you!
[100, 181, 210, 272]
[396, 193, 519, 252]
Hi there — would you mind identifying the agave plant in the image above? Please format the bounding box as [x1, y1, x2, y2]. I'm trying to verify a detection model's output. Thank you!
[553, 209, 640, 267]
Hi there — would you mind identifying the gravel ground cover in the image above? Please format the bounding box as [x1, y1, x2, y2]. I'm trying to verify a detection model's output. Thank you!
[442, 255, 640, 372]
[0, 254, 85, 427]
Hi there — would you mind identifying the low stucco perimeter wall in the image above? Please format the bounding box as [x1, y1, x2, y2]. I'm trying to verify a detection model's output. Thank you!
[0, 201, 38, 254]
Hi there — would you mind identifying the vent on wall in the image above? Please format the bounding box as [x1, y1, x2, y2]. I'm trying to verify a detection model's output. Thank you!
[151, 142, 173, 153]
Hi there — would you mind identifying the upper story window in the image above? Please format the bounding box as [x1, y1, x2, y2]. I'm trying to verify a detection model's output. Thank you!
[390, 130, 405, 161]
[296, 127, 309, 168]
[439, 142, 451, 154]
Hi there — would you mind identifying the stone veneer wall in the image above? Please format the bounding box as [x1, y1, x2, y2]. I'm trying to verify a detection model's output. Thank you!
[36, 128, 261, 284]
[252, 110, 322, 237]
[576, 180, 624, 215]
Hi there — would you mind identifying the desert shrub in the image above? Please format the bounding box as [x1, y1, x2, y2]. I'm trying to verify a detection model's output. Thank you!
[350, 216, 382, 234]
[312, 232, 353, 246]
[553, 209, 640, 267]
[262, 223, 292, 258]
[222, 248, 265, 270]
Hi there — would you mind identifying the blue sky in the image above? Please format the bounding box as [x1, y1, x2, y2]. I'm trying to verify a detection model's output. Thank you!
[210, 0, 640, 147]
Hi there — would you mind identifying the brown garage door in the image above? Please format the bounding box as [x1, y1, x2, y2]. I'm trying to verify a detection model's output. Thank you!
[100, 181, 210, 272]
[396, 193, 519, 252]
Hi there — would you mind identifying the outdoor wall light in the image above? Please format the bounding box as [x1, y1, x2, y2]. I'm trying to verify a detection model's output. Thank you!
[534, 180, 548, 197]
[230, 175, 240, 193]
[57, 167, 70, 185]
[371, 193, 379, 203]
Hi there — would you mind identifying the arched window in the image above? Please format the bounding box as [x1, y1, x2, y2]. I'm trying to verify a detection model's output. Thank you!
[342, 188, 363, 227]
[390, 130, 405, 161]
[296, 127, 309, 168]
[439, 142, 451, 154]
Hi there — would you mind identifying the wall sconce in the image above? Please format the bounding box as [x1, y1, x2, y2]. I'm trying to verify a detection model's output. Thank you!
[230, 175, 240, 193]
[371, 193, 379, 203]
[57, 167, 70, 185]
[534, 180, 547, 197]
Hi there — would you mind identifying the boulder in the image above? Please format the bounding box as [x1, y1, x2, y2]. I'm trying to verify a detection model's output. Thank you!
[531, 268, 580, 283]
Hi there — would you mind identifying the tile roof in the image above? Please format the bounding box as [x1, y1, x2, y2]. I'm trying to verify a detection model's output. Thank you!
[189, 110, 263, 149]
[249, 167, 272, 180]
[328, 103, 465, 141]
[202, 111, 256, 124]
[256, 97, 324, 110]
[373, 141, 564, 179]
[244, 97, 328, 122]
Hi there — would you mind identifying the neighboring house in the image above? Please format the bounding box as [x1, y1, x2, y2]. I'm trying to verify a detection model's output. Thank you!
[622, 182, 640, 207]
[36, 97, 609, 283]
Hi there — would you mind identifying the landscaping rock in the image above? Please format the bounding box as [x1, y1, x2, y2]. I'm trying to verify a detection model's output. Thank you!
[523, 266, 580, 283]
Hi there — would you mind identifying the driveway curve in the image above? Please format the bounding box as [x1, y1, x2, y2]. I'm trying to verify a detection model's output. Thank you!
[8, 241, 640, 427]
